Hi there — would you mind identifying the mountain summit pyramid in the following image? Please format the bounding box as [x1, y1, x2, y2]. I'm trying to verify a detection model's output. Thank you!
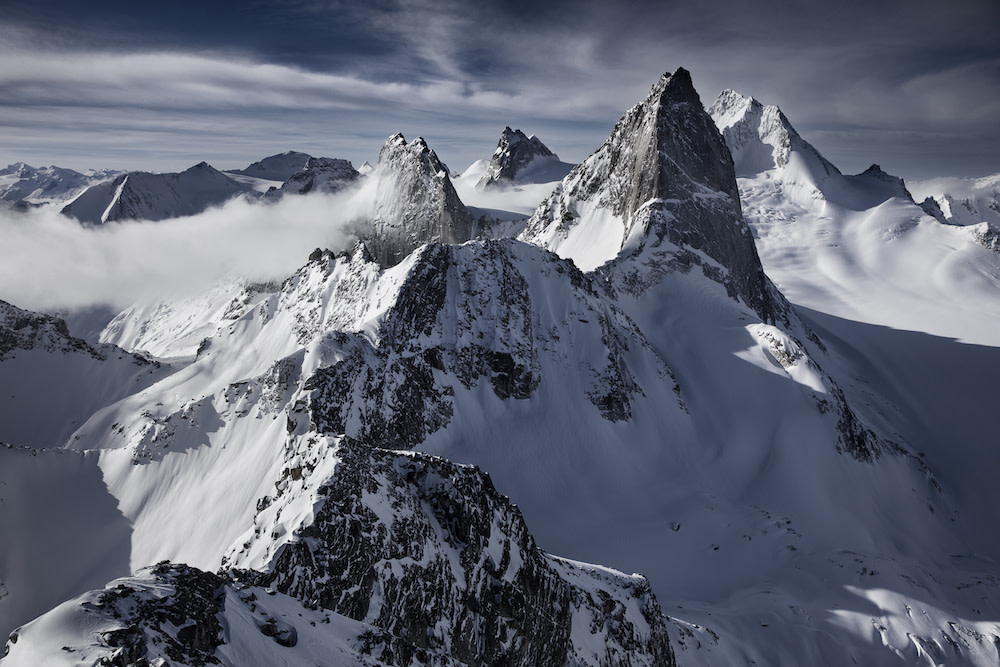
[476, 127, 573, 189]
[367, 133, 477, 266]
[521, 68, 778, 320]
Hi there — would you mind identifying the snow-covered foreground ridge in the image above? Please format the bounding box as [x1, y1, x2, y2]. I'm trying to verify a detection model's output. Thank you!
[2, 68, 1000, 666]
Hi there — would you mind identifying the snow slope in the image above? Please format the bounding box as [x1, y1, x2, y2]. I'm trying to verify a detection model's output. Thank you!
[3, 68, 1000, 667]
[0, 300, 166, 448]
[710, 89, 1000, 346]
[909, 173, 1000, 229]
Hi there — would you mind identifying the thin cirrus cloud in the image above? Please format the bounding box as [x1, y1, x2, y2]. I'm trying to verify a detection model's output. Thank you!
[1, 0, 998, 179]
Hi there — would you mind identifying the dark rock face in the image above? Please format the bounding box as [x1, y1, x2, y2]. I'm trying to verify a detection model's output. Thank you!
[522, 68, 780, 322]
[0, 300, 90, 360]
[477, 128, 567, 189]
[88, 563, 225, 666]
[228, 151, 313, 182]
[234, 443, 676, 667]
[368, 134, 477, 266]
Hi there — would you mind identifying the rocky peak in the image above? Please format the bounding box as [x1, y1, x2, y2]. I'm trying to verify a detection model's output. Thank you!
[1, 299, 92, 361]
[477, 127, 559, 189]
[266, 157, 360, 198]
[521, 67, 779, 321]
[367, 133, 476, 267]
[708, 89, 803, 176]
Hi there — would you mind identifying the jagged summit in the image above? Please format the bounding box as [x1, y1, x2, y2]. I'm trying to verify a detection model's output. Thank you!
[521, 67, 778, 321]
[61, 162, 253, 225]
[708, 89, 813, 177]
[264, 156, 360, 199]
[710, 89, 917, 212]
[476, 127, 573, 189]
[367, 132, 477, 266]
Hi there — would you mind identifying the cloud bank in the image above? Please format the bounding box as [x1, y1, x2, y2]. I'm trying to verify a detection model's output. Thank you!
[0, 191, 372, 313]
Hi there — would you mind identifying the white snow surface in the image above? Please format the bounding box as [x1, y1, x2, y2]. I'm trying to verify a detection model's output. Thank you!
[3, 73, 1000, 667]
[909, 173, 1000, 227]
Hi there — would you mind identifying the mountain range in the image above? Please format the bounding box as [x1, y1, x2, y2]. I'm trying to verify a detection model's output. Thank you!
[2, 67, 1000, 666]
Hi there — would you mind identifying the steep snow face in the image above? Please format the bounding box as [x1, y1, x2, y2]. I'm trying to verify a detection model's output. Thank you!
[227, 150, 313, 182]
[521, 68, 777, 321]
[61, 162, 254, 225]
[712, 90, 1000, 346]
[99, 277, 280, 362]
[910, 173, 1000, 229]
[476, 127, 574, 189]
[709, 90, 914, 211]
[0, 163, 117, 205]
[264, 157, 360, 199]
[364, 134, 477, 266]
[0, 300, 164, 448]
[6, 242, 680, 663]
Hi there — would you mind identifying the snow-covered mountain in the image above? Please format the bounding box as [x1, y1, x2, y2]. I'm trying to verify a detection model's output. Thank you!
[61, 162, 254, 224]
[909, 173, 1000, 235]
[0, 163, 118, 205]
[4, 68, 1000, 667]
[476, 127, 574, 189]
[227, 151, 313, 182]
[363, 133, 478, 266]
[709, 88, 1000, 344]
[263, 156, 360, 199]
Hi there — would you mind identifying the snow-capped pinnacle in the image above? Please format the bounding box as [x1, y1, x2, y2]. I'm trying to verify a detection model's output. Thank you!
[708, 89, 810, 177]
[367, 133, 476, 266]
[477, 127, 572, 189]
[521, 66, 779, 321]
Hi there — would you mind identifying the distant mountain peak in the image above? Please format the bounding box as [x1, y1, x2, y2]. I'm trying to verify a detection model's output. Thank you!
[477, 127, 572, 189]
[264, 156, 360, 199]
[228, 151, 313, 182]
[61, 162, 252, 224]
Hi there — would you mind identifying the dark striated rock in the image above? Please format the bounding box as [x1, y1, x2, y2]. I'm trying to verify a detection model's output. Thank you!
[367, 134, 477, 266]
[522, 68, 780, 322]
[234, 443, 676, 667]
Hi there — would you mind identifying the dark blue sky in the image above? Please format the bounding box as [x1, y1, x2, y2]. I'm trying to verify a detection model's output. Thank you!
[2, 0, 998, 180]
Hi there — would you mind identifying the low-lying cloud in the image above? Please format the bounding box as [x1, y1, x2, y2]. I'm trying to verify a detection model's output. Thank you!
[0, 189, 374, 314]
